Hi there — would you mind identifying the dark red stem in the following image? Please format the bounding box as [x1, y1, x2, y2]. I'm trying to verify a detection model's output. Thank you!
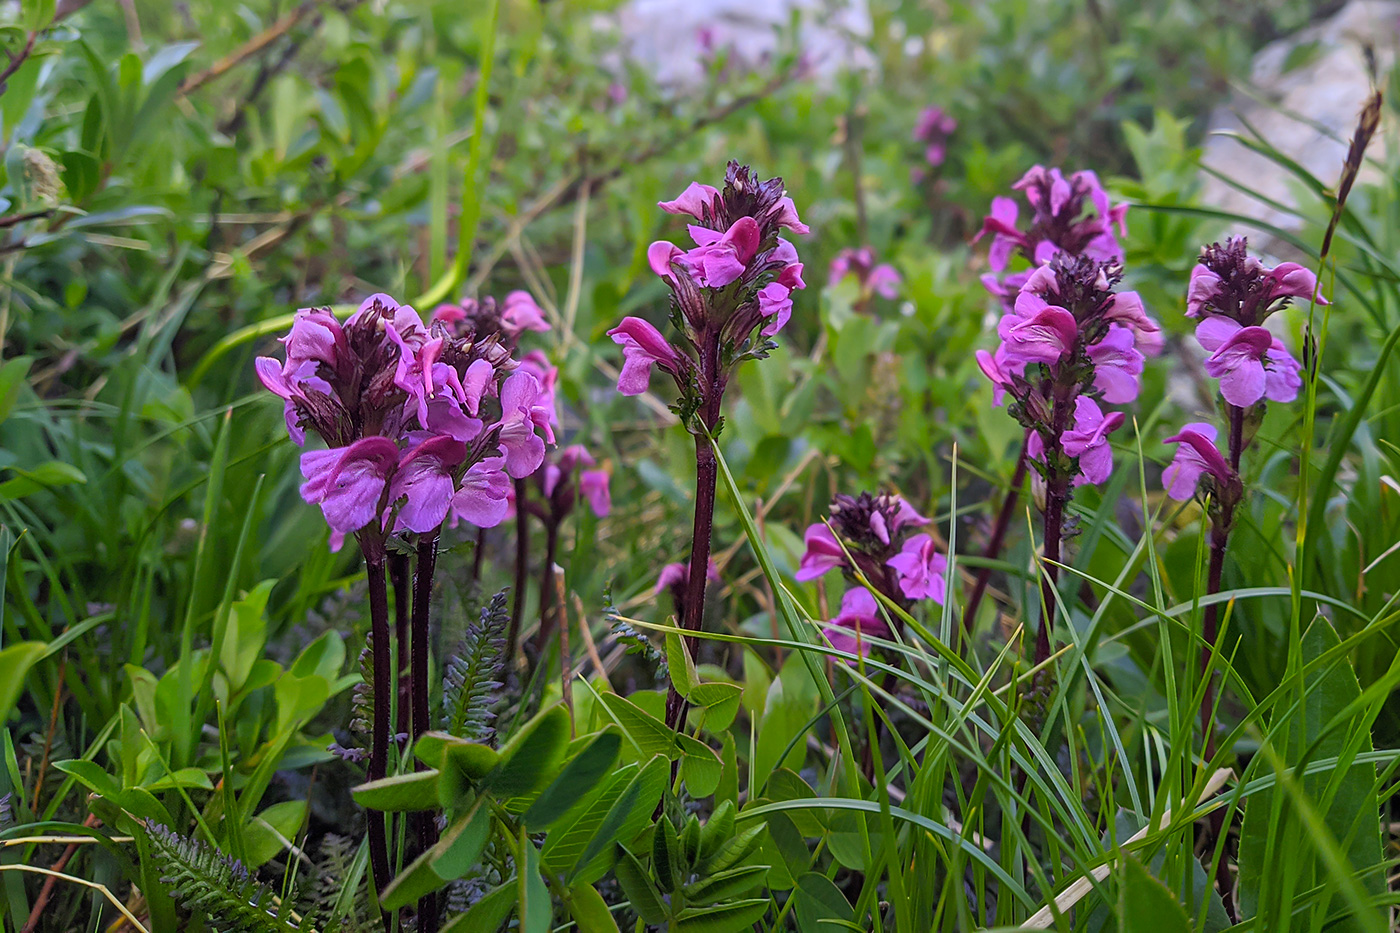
[412, 535, 440, 933]
[536, 520, 561, 650]
[508, 478, 530, 658]
[390, 552, 411, 738]
[963, 431, 1030, 637]
[362, 553, 393, 919]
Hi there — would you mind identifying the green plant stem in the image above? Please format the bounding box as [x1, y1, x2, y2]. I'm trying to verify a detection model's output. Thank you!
[362, 551, 393, 925]
[412, 534, 440, 933]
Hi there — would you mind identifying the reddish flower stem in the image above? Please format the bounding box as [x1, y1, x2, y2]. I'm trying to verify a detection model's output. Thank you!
[389, 552, 411, 738]
[412, 535, 441, 933]
[508, 478, 531, 658]
[536, 520, 561, 650]
[962, 430, 1031, 637]
[362, 552, 393, 920]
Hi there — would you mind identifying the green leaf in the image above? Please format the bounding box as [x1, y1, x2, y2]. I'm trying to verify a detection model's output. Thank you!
[666, 631, 699, 696]
[541, 762, 639, 875]
[485, 703, 570, 798]
[566, 882, 620, 933]
[681, 864, 769, 906]
[242, 800, 307, 868]
[793, 872, 855, 931]
[1118, 854, 1190, 933]
[523, 729, 621, 830]
[518, 831, 551, 933]
[0, 355, 32, 425]
[698, 800, 735, 862]
[351, 769, 441, 812]
[614, 847, 667, 925]
[0, 641, 45, 720]
[689, 682, 742, 732]
[1237, 616, 1385, 927]
[0, 461, 86, 501]
[651, 817, 681, 893]
[429, 798, 492, 880]
[673, 898, 770, 932]
[568, 755, 668, 885]
[442, 880, 513, 931]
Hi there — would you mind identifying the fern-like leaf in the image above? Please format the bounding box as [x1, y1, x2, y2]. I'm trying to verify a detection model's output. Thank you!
[441, 589, 508, 742]
[604, 582, 667, 679]
[144, 822, 313, 932]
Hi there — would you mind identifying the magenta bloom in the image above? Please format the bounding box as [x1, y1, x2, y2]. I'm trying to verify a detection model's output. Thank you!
[451, 457, 511, 528]
[607, 316, 682, 396]
[492, 371, 550, 478]
[1197, 316, 1300, 407]
[299, 437, 401, 538]
[1059, 396, 1125, 486]
[979, 196, 1022, 272]
[580, 469, 611, 517]
[822, 588, 891, 658]
[389, 436, 466, 534]
[501, 290, 550, 338]
[771, 239, 806, 291]
[648, 240, 685, 282]
[1162, 423, 1234, 501]
[828, 247, 901, 299]
[758, 282, 793, 337]
[1000, 305, 1077, 365]
[976, 348, 1014, 406]
[1265, 262, 1326, 305]
[654, 558, 721, 594]
[869, 497, 929, 546]
[771, 196, 810, 235]
[281, 307, 346, 371]
[658, 182, 721, 219]
[1186, 264, 1223, 319]
[684, 216, 761, 287]
[518, 350, 560, 436]
[1088, 325, 1145, 404]
[796, 523, 846, 582]
[885, 533, 948, 603]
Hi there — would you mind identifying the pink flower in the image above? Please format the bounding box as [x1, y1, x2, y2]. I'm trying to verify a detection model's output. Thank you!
[1162, 423, 1234, 501]
[1000, 305, 1077, 365]
[976, 349, 1013, 406]
[648, 240, 685, 281]
[299, 437, 401, 537]
[975, 196, 1023, 272]
[1088, 325, 1145, 404]
[1186, 264, 1222, 318]
[1197, 316, 1295, 407]
[451, 457, 511, 528]
[822, 588, 890, 658]
[1059, 396, 1125, 486]
[492, 371, 551, 478]
[501, 290, 550, 338]
[580, 469, 611, 517]
[869, 497, 929, 546]
[518, 350, 560, 435]
[796, 523, 846, 581]
[607, 316, 682, 396]
[389, 436, 466, 534]
[828, 247, 901, 299]
[658, 182, 721, 219]
[255, 357, 330, 445]
[772, 239, 806, 290]
[885, 533, 948, 603]
[684, 216, 761, 287]
[771, 196, 810, 235]
[280, 307, 346, 370]
[655, 558, 721, 595]
[758, 282, 793, 337]
[1102, 291, 1156, 335]
[1265, 262, 1327, 306]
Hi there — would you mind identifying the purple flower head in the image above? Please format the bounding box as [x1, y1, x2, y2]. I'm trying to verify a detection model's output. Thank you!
[976, 165, 1127, 276]
[976, 348, 1014, 406]
[796, 523, 846, 582]
[450, 457, 511, 529]
[501, 290, 551, 339]
[579, 469, 611, 517]
[658, 182, 721, 220]
[607, 316, 683, 396]
[1058, 396, 1125, 486]
[913, 107, 956, 168]
[683, 216, 761, 288]
[299, 437, 401, 540]
[491, 371, 551, 478]
[828, 247, 901, 300]
[1087, 325, 1145, 404]
[1000, 305, 1078, 366]
[758, 283, 793, 337]
[822, 588, 891, 658]
[885, 534, 948, 603]
[1188, 237, 1327, 324]
[281, 307, 347, 373]
[389, 435, 467, 534]
[1162, 423, 1235, 501]
[1197, 316, 1300, 407]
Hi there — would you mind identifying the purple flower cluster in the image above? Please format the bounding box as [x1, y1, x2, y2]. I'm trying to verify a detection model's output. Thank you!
[975, 165, 1131, 310]
[828, 247, 900, 301]
[914, 106, 957, 168]
[976, 257, 1154, 486]
[1162, 237, 1322, 502]
[257, 292, 555, 550]
[607, 163, 808, 402]
[796, 492, 946, 657]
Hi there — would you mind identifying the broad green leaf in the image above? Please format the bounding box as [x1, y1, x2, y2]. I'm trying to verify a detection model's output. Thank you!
[486, 703, 570, 798]
[681, 864, 769, 906]
[569, 755, 668, 885]
[0, 642, 46, 720]
[541, 762, 639, 874]
[430, 798, 491, 880]
[518, 832, 550, 933]
[673, 897, 770, 932]
[666, 631, 699, 696]
[524, 728, 621, 830]
[793, 872, 855, 931]
[1118, 854, 1189, 933]
[351, 769, 441, 812]
[689, 681, 742, 731]
[0, 461, 86, 501]
[243, 800, 307, 868]
[566, 882, 620, 933]
[441, 881, 513, 932]
[614, 847, 667, 925]
[0, 356, 32, 425]
[651, 817, 681, 893]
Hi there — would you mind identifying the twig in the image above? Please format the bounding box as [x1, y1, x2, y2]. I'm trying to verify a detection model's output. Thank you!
[32, 652, 67, 813]
[178, 2, 320, 96]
